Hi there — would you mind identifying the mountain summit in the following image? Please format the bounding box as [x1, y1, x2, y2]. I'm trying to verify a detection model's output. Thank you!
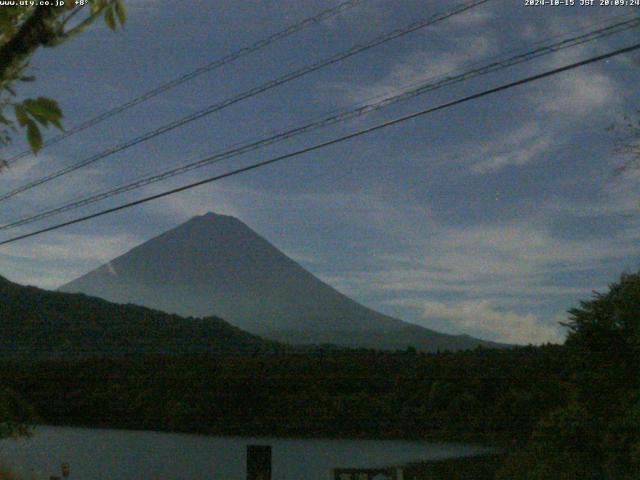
[60, 212, 501, 351]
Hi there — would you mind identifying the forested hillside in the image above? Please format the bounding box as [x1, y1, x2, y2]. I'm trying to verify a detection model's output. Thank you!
[0, 272, 638, 478]
[0, 275, 278, 358]
[0, 346, 568, 440]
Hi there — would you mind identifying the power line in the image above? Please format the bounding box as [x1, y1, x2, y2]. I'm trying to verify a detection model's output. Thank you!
[3, 14, 637, 229]
[3, 14, 639, 231]
[1, 41, 637, 247]
[0, 0, 491, 203]
[3, 0, 367, 166]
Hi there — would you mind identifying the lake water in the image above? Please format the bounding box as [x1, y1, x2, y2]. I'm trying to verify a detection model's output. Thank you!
[0, 426, 492, 480]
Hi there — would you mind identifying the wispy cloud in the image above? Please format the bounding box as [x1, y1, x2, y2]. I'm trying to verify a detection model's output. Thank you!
[470, 122, 554, 174]
[327, 28, 498, 107]
[0, 0, 635, 349]
[536, 70, 618, 116]
[530, 41, 622, 119]
[0, 231, 140, 288]
[390, 298, 566, 344]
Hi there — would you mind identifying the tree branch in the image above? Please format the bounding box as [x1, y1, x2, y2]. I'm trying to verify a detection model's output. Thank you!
[0, 7, 60, 82]
[53, 5, 112, 45]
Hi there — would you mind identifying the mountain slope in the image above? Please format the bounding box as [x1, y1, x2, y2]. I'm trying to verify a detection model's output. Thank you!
[60, 212, 503, 352]
[0, 274, 277, 359]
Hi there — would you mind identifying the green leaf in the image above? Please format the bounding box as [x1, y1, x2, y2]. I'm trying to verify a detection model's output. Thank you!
[115, 0, 127, 26]
[28, 112, 49, 127]
[24, 103, 48, 127]
[34, 97, 62, 116]
[14, 105, 28, 127]
[105, 7, 116, 31]
[50, 118, 64, 131]
[0, 10, 17, 36]
[26, 119, 43, 153]
[90, 0, 104, 14]
[18, 98, 64, 132]
[24, 97, 62, 122]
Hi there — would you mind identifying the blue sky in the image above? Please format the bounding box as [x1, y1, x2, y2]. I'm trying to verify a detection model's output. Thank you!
[1, 0, 639, 344]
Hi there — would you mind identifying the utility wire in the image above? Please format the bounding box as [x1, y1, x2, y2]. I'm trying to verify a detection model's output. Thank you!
[3, 14, 639, 231]
[1, 41, 638, 247]
[0, 0, 491, 203]
[3, 0, 367, 165]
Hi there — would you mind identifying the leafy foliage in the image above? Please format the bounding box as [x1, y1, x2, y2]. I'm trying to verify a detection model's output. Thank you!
[0, 2, 126, 164]
[0, 346, 569, 441]
[498, 272, 640, 479]
[13, 97, 63, 152]
[0, 387, 33, 440]
[565, 272, 640, 378]
[404, 455, 504, 480]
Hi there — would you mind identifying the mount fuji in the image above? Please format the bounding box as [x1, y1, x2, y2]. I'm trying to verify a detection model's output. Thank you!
[60, 212, 502, 352]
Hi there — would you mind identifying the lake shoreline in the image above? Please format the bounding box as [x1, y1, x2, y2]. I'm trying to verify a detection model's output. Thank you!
[0, 425, 495, 480]
[27, 421, 505, 448]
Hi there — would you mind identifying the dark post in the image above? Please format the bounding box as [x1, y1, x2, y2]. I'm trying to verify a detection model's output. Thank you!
[247, 445, 272, 480]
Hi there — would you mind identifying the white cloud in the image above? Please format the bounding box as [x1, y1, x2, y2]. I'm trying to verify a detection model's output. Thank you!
[144, 181, 246, 223]
[0, 154, 43, 184]
[1, 166, 634, 345]
[0, 231, 140, 288]
[299, 194, 637, 345]
[146, 182, 637, 307]
[542, 165, 640, 223]
[1, 232, 136, 262]
[0, 150, 117, 232]
[538, 70, 617, 116]
[442, 7, 493, 28]
[471, 122, 554, 174]
[328, 30, 498, 107]
[529, 41, 621, 118]
[392, 298, 566, 345]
